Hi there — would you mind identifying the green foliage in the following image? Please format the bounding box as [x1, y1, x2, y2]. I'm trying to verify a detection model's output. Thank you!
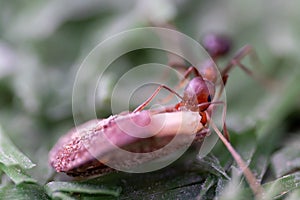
[0, 126, 35, 169]
[45, 182, 121, 199]
[1, 0, 300, 199]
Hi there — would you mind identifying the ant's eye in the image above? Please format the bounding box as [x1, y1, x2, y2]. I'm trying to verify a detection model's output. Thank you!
[207, 95, 211, 102]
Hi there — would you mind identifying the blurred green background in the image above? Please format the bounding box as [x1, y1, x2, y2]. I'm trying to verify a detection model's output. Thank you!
[1, 0, 300, 199]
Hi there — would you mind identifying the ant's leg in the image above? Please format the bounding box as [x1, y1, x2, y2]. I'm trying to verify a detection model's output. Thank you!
[210, 121, 264, 198]
[222, 45, 255, 76]
[206, 100, 263, 196]
[223, 122, 230, 142]
[221, 45, 272, 87]
[133, 85, 183, 113]
[216, 45, 272, 99]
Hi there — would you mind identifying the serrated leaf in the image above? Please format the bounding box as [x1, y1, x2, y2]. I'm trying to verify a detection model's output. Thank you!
[0, 126, 35, 169]
[0, 163, 36, 185]
[44, 182, 122, 198]
[0, 183, 49, 200]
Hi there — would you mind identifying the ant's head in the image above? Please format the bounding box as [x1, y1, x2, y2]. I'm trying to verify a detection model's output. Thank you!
[182, 76, 215, 112]
[202, 33, 231, 59]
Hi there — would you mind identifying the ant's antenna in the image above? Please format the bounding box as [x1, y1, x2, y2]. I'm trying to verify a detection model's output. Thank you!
[133, 85, 183, 113]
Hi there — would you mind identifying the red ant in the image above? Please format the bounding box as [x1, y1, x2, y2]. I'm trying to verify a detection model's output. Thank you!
[49, 33, 264, 198]
[134, 33, 260, 139]
[131, 33, 264, 197]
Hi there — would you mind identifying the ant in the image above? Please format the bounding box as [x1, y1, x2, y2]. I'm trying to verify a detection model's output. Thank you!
[49, 33, 264, 198]
[131, 33, 264, 197]
[134, 33, 260, 140]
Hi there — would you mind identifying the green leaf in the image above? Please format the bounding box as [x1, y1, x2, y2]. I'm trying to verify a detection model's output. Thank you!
[118, 169, 204, 199]
[0, 163, 36, 185]
[197, 175, 217, 200]
[237, 172, 300, 199]
[81, 194, 117, 200]
[285, 188, 300, 200]
[271, 135, 300, 178]
[215, 177, 229, 198]
[193, 154, 230, 179]
[264, 172, 300, 199]
[0, 126, 35, 169]
[0, 183, 49, 200]
[249, 127, 282, 182]
[51, 192, 78, 200]
[148, 183, 203, 200]
[257, 69, 300, 140]
[218, 169, 248, 200]
[44, 182, 122, 198]
[82, 166, 206, 200]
